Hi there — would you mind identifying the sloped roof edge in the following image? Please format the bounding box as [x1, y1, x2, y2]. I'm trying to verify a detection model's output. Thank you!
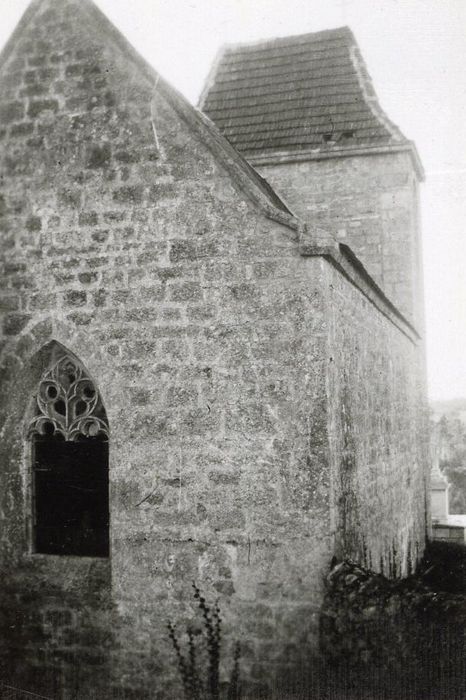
[0, 0, 299, 231]
[0, 0, 40, 71]
[198, 44, 227, 116]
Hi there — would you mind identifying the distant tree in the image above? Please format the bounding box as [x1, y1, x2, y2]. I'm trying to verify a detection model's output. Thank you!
[438, 414, 466, 513]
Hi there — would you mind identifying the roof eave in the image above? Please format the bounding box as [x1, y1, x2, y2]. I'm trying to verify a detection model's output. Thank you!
[247, 141, 425, 181]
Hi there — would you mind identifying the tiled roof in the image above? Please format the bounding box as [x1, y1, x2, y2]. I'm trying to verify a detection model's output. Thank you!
[200, 27, 407, 157]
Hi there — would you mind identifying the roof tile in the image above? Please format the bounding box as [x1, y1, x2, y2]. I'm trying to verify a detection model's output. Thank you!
[201, 27, 406, 157]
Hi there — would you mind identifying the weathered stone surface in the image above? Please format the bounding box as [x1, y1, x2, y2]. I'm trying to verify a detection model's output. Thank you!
[325, 261, 428, 576]
[2, 313, 31, 336]
[0, 0, 427, 698]
[257, 152, 423, 327]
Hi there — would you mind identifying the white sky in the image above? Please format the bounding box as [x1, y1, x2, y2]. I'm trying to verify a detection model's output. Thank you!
[1, 0, 465, 402]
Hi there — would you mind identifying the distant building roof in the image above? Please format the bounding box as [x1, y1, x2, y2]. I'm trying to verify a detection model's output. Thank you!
[200, 27, 409, 159]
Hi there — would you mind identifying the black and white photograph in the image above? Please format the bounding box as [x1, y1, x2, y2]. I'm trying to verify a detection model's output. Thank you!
[0, 0, 465, 698]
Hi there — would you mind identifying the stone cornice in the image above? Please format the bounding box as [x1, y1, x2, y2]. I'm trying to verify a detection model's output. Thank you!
[248, 142, 425, 182]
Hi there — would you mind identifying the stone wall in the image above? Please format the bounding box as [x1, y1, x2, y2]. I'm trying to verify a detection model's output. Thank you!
[0, 1, 331, 696]
[256, 152, 424, 328]
[324, 257, 428, 576]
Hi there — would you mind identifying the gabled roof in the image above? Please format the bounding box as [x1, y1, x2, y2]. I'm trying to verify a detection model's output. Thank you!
[200, 27, 422, 175]
[0, 0, 297, 228]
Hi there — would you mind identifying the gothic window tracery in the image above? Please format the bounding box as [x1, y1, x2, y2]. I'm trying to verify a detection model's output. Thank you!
[28, 354, 109, 442]
[29, 347, 109, 558]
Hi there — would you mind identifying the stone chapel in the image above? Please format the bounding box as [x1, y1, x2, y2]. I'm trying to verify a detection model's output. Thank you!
[0, 0, 428, 697]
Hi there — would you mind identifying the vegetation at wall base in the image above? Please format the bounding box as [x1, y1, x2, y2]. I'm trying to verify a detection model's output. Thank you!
[167, 583, 241, 700]
[320, 541, 466, 700]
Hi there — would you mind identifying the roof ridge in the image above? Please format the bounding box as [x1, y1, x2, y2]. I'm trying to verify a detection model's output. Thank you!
[222, 26, 354, 54]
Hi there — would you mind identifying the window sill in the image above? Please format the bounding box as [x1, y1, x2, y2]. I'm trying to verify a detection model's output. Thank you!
[24, 552, 110, 563]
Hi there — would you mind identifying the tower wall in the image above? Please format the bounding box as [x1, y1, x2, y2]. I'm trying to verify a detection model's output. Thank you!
[256, 151, 424, 327]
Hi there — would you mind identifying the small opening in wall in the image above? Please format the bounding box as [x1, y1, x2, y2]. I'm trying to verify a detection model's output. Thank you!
[54, 400, 66, 416]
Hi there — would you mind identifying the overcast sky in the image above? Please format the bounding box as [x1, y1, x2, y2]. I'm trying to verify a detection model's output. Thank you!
[1, 0, 465, 402]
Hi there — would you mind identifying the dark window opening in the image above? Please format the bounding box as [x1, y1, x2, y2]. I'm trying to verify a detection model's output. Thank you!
[28, 347, 110, 558]
[33, 437, 109, 557]
[322, 129, 355, 144]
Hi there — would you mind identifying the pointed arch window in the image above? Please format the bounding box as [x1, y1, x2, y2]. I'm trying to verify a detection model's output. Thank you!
[28, 348, 109, 557]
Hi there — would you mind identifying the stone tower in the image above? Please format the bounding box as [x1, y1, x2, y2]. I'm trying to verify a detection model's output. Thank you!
[200, 27, 425, 328]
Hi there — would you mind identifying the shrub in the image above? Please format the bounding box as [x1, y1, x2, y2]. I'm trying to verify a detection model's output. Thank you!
[167, 583, 241, 700]
[321, 554, 466, 699]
